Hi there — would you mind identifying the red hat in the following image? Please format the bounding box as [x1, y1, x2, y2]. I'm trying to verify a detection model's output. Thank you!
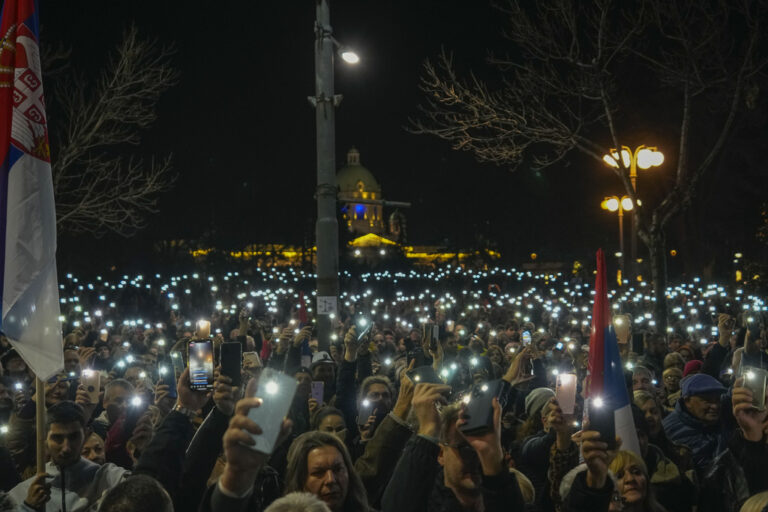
[683, 359, 703, 377]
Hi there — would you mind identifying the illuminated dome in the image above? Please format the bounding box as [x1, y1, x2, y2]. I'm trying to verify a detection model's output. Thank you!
[338, 148, 384, 236]
[337, 148, 381, 194]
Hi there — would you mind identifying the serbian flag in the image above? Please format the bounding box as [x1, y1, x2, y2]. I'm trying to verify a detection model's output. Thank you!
[586, 249, 640, 455]
[0, 0, 63, 379]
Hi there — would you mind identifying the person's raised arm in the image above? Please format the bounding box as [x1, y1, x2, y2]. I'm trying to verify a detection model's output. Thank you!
[176, 369, 238, 512]
[381, 382, 450, 512]
[355, 359, 415, 506]
[134, 368, 210, 500]
[459, 397, 525, 511]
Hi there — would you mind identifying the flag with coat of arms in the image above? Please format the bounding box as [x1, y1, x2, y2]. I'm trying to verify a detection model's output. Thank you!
[0, 0, 63, 379]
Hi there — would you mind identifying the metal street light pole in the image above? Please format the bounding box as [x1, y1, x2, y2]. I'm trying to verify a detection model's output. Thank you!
[312, 0, 340, 353]
[603, 146, 664, 279]
[601, 196, 634, 285]
[617, 206, 625, 275]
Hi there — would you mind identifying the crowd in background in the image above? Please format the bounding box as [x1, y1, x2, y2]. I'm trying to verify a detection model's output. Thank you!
[0, 265, 767, 512]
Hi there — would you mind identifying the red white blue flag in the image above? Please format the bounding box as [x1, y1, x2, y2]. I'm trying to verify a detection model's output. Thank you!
[586, 249, 640, 455]
[0, 0, 63, 379]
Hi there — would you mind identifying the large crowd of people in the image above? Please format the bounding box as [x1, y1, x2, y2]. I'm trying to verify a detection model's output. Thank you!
[0, 265, 766, 512]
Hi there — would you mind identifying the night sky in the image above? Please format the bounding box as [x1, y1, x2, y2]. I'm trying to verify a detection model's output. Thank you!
[40, 1, 767, 274]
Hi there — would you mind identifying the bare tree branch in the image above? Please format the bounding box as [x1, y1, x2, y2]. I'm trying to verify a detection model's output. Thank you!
[44, 24, 179, 238]
[411, 0, 767, 331]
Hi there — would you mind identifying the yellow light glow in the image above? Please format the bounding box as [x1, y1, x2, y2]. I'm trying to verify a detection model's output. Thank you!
[604, 198, 619, 212]
[636, 148, 654, 169]
[620, 149, 631, 168]
[603, 154, 619, 168]
[621, 197, 633, 211]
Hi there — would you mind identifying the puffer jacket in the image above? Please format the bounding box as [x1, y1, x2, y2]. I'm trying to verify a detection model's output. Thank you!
[661, 399, 731, 475]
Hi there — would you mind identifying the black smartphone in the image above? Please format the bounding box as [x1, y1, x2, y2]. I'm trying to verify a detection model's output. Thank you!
[423, 324, 439, 352]
[357, 320, 373, 341]
[188, 339, 214, 391]
[588, 398, 617, 449]
[158, 358, 178, 399]
[220, 342, 243, 388]
[358, 399, 375, 427]
[123, 395, 149, 434]
[357, 401, 387, 431]
[407, 365, 443, 384]
[407, 346, 427, 368]
[459, 379, 511, 437]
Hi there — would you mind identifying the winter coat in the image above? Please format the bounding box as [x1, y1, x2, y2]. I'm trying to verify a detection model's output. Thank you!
[661, 399, 731, 475]
[380, 434, 526, 512]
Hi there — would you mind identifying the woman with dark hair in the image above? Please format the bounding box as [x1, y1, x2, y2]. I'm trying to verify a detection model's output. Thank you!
[284, 431, 370, 512]
[312, 407, 348, 443]
[206, 400, 371, 512]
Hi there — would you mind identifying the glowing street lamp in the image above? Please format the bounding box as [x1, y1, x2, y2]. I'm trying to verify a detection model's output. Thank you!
[340, 49, 360, 64]
[601, 195, 633, 278]
[603, 145, 663, 275]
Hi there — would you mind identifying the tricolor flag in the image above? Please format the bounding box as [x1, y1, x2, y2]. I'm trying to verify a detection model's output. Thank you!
[586, 249, 640, 455]
[0, 0, 63, 379]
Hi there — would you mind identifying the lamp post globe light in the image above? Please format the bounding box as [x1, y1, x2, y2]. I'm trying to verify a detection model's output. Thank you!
[311, 0, 358, 352]
[602, 145, 663, 276]
[601, 195, 634, 279]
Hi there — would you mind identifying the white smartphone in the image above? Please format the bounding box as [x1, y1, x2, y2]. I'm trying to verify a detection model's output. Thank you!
[245, 369, 298, 455]
[555, 373, 578, 415]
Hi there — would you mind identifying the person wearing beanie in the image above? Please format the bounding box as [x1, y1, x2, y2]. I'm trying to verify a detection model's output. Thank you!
[519, 388, 576, 511]
[662, 373, 732, 476]
[683, 360, 703, 378]
[664, 352, 685, 372]
[524, 387, 556, 419]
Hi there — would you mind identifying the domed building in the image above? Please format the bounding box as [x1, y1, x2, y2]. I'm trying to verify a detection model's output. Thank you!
[337, 148, 385, 236]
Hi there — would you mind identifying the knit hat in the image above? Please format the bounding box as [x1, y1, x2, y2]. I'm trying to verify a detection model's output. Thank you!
[683, 360, 703, 377]
[525, 387, 555, 418]
[310, 351, 335, 371]
[682, 373, 726, 397]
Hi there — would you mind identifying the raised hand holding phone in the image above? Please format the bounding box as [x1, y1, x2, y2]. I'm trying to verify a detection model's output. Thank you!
[220, 395, 293, 496]
[177, 368, 212, 414]
[459, 396, 505, 476]
[213, 368, 237, 417]
[732, 376, 768, 442]
[244, 369, 297, 455]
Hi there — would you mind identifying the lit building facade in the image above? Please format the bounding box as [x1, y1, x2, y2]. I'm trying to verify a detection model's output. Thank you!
[337, 148, 385, 236]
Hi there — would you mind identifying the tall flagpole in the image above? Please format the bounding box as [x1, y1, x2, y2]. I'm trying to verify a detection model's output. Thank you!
[35, 376, 46, 474]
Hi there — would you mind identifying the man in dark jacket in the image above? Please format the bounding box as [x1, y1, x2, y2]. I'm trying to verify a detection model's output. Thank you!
[698, 376, 768, 512]
[381, 382, 525, 512]
[662, 373, 732, 475]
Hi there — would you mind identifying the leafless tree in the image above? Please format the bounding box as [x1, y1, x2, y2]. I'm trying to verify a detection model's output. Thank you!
[411, 0, 766, 330]
[45, 24, 179, 238]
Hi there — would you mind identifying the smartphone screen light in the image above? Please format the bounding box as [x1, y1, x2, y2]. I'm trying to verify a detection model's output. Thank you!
[265, 381, 279, 395]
